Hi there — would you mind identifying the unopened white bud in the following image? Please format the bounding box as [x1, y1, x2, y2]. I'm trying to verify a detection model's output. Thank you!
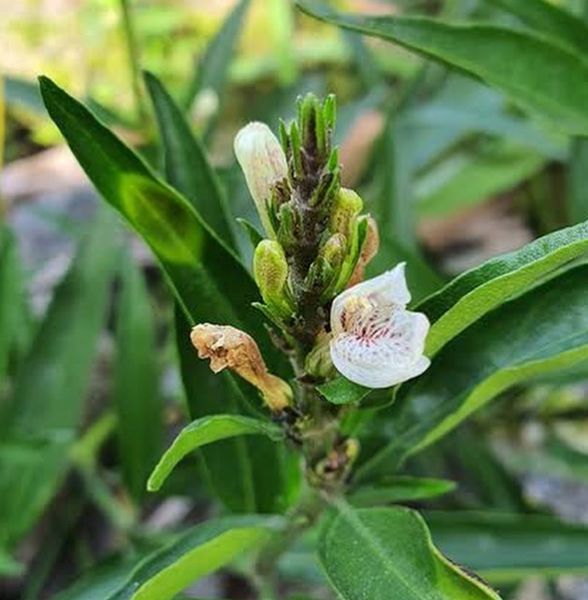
[234, 122, 288, 236]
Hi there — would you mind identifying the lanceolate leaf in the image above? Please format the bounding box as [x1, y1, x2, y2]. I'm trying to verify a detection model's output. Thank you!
[38, 76, 276, 364]
[357, 265, 588, 479]
[419, 219, 588, 355]
[319, 504, 501, 599]
[107, 516, 281, 600]
[114, 251, 162, 502]
[296, 1, 588, 136]
[487, 0, 588, 56]
[148, 414, 284, 492]
[426, 511, 588, 582]
[144, 72, 236, 248]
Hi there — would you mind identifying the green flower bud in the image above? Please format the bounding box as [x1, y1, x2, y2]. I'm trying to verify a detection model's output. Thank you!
[330, 188, 363, 237]
[253, 240, 293, 319]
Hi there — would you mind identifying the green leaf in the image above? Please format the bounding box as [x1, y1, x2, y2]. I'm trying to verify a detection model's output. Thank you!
[426, 511, 588, 582]
[0, 211, 120, 547]
[319, 504, 501, 599]
[114, 250, 162, 502]
[415, 142, 545, 218]
[487, 0, 588, 56]
[107, 516, 280, 600]
[357, 265, 588, 479]
[350, 477, 456, 507]
[296, 1, 588, 136]
[419, 219, 588, 355]
[183, 0, 251, 116]
[317, 377, 372, 405]
[38, 77, 281, 371]
[148, 414, 284, 492]
[144, 72, 236, 248]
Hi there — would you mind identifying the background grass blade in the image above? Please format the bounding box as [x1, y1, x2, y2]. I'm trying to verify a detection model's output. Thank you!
[114, 249, 162, 502]
[0, 210, 120, 548]
[183, 0, 251, 129]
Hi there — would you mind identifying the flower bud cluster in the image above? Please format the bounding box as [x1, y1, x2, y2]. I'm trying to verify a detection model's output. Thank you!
[235, 94, 375, 347]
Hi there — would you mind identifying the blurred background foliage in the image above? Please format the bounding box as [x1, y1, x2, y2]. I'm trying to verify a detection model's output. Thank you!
[3, 0, 588, 598]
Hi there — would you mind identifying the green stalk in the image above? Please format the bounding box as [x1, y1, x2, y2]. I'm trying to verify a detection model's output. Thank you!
[119, 0, 148, 127]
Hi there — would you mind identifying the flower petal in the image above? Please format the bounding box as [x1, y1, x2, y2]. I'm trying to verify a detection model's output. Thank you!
[330, 309, 430, 388]
[331, 263, 410, 334]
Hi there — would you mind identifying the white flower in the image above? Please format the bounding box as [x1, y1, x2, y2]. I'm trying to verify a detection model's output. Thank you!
[329, 263, 430, 388]
[234, 122, 288, 236]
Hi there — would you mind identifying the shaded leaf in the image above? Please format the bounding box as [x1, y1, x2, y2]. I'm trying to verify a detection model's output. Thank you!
[0, 212, 120, 546]
[114, 250, 162, 502]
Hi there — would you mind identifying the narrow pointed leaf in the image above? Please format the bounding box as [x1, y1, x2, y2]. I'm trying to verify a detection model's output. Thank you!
[144, 72, 235, 248]
[296, 1, 588, 136]
[114, 250, 162, 501]
[419, 219, 588, 355]
[320, 504, 501, 599]
[148, 414, 284, 492]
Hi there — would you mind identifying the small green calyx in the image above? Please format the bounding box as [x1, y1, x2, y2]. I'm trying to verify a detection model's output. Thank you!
[253, 240, 293, 319]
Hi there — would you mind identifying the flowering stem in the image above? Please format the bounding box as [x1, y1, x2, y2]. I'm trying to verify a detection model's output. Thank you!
[255, 485, 326, 595]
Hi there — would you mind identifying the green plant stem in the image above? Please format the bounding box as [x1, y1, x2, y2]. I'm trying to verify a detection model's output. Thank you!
[254, 485, 325, 597]
[119, 0, 148, 127]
